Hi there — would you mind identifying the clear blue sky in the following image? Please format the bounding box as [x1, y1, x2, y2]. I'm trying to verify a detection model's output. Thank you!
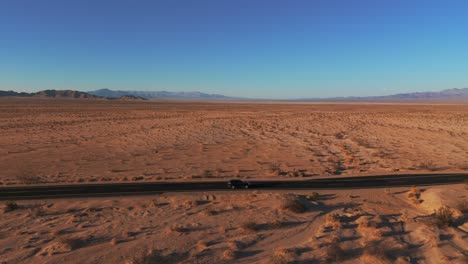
[1, 0, 468, 99]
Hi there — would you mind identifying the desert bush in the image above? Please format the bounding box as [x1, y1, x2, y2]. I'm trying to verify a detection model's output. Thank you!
[271, 248, 297, 264]
[326, 238, 346, 262]
[29, 203, 46, 217]
[270, 163, 281, 173]
[203, 170, 213, 177]
[326, 213, 340, 222]
[16, 173, 41, 184]
[418, 160, 440, 171]
[125, 248, 163, 264]
[182, 199, 199, 208]
[241, 220, 258, 231]
[434, 206, 455, 228]
[58, 237, 84, 251]
[407, 186, 421, 203]
[227, 240, 244, 250]
[222, 250, 237, 260]
[335, 132, 346, 139]
[110, 237, 118, 246]
[362, 240, 388, 259]
[196, 240, 207, 249]
[455, 200, 468, 215]
[310, 192, 320, 201]
[169, 224, 187, 233]
[459, 163, 468, 170]
[3, 201, 20, 213]
[280, 195, 307, 213]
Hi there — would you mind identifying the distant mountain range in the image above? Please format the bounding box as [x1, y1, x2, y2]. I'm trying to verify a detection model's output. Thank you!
[1, 88, 467, 102]
[0, 89, 146, 100]
[89, 88, 468, 101]
[299, 88, 468, 102]
[88, 88, 242, 100]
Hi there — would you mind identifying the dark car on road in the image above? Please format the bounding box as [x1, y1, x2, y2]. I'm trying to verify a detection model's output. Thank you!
[227, 179, 250, 189]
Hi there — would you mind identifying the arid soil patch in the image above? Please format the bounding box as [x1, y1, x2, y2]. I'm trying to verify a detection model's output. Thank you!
[0, 99, 467, 185]
[1, 184, 467, 263]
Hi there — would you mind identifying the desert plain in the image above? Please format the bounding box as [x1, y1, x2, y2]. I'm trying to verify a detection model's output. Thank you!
[0, 99, 467, 185]
[0, 99, 467, 264]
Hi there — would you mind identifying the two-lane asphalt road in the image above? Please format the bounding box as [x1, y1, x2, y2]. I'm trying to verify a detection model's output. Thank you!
[0, 173, 466, 200]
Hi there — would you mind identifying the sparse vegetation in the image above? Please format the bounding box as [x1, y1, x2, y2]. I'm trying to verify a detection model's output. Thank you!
[326, 237, 346, 262]
[203, 170, 213, 177]
[310, 192, 320, 201]
[110, 238, 118, 246]
[29, 203, 46, 217]
[407, 186, 422, 204]
[125, 248, 164, 264]
[58, 237, 84, 251]
[280, 194, 307, 213]
[433, 206, 455, 228]
[3, 201, 19, 213]
[170, 224, 187, 233]
[418, 160, 440, 171]
[269, 163, 281, 174]
[241, 220, 258, 231]
[222, 250, 237, 260]
[16, 173, 41, 184]
[271, 248, 297, 264]
[326, 213, 341, 229]
[361, 240, 388, 259]
[455, 200, 468, 214]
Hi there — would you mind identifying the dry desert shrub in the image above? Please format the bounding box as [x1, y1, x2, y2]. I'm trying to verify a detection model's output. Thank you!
[459, 163, 468, 170]
[418, 160, 440, 171]
[227, 240, 244, 250]
[125, 248, 162, 264]
[455, 200, 468, 215]
[57, 237, 84, 251]
[110, 237, 118, 246]
[407, 186, 422, 204]
[269, 163, 281, 174]
[361, 240, 389, 261]
[196, 240, 207, 249]
[29, 203, 46, 217]
[3, 201, 19, 213]
[326, 213, 342, 229]
[16, 172, 41, 184]
[271, 248, 297, 264]
[280, 194, 307, 213]
[433, 206, 455, 228]
[203, 170, 213, 177]
[201, 208, 217, 216]
[307, 191, 320, 201]
[326, 237, 346, 262]
[241, 220, 258, 232]
[335, 132, 346, 139]
[182, 199, 200, 208]
[222, 249, 237, 260]
[169, 224, 187, 233]
[357, 216, 381, 240]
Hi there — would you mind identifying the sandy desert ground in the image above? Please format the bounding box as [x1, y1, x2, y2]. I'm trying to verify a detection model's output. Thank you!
[1, 184, 467, 263]
[0, 99, 467, 185]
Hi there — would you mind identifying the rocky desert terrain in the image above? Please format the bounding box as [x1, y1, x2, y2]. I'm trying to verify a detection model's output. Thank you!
[0, 99, 467, 185]
[1, 184, 467, 263]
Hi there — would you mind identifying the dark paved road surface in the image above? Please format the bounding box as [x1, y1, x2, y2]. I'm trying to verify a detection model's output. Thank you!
[0, 173, 466, 200]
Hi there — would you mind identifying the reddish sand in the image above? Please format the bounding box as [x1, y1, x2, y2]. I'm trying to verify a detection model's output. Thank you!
[0, 99, 467, 185]
[1, 184, 467, 263]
